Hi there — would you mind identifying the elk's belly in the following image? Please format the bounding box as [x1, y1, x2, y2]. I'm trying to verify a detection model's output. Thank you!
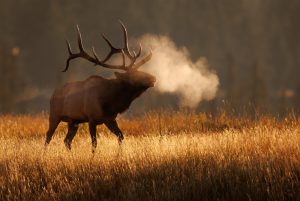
[60, 95, 110, 123]
[61, 96, 87, 121]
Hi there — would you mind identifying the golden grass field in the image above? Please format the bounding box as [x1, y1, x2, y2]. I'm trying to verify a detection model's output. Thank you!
[0, 111, 299, 201]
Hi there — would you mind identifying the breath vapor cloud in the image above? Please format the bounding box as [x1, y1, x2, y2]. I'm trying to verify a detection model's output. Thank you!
[138, 34, 219, 108]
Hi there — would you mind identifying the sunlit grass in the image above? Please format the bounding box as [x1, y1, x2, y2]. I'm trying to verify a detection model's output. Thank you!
[0, 112, 299, 200]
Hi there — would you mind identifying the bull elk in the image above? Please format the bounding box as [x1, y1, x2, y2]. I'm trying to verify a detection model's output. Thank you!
[45, 22, 155, 153]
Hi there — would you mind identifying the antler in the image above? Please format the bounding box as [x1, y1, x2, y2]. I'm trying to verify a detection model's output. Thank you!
[62, 21, 152, 72]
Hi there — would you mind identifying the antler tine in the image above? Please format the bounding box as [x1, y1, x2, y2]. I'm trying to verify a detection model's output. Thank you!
[66, 40, 73, 55]
[135, 43, 142, 58]
[119, 20, 134, 58]
[121, 50, 126, 66]
[92, 47, 101, 64]
[62, 25, 91, 72]
[62, 40, 75, 72]
[76, 25, 85, 52]
[132, 51, 152, 70]
[101, 33, 122, 63]
[102, 34, 116, 51]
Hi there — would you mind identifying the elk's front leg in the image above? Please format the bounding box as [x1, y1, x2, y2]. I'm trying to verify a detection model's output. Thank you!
[88, 121, 97, 153]
[104, 120, 124, 144]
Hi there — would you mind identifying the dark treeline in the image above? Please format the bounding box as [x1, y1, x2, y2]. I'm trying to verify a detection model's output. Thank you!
[0, 0, 299, 116]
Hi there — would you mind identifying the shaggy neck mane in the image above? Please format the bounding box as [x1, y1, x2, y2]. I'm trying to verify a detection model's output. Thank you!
[102, 79, 149, 116]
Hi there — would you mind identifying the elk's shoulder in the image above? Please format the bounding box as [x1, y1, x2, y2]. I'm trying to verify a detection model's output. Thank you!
[85, 75, 121, 85]
[83, 75, 107, 85]
[86, 75, 106, 81]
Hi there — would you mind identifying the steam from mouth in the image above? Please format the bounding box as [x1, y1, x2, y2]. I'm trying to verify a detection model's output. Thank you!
[138, 34, 219, 108]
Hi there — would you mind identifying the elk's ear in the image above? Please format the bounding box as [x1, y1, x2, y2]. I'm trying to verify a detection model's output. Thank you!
[114, 72, 127, 80]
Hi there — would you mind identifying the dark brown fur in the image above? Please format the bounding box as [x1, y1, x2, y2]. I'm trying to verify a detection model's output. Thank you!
[45, 71, 155, 152]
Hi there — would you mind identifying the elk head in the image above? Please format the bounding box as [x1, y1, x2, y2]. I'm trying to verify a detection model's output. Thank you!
[62, 21, 156, 89]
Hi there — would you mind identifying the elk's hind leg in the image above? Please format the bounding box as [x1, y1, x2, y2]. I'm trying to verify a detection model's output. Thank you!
[45, 117, 61, 146]
[64, 123, 79, 150]
[88, 122, 97, 154]
[104, 120, 124, 144]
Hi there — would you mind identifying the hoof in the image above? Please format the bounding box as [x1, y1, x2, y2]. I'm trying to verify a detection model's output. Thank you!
[64, 142, 71, 150]
[118, 134, 124, 140]
[92, 146, 96, 154]
[118, 136, 123, 145]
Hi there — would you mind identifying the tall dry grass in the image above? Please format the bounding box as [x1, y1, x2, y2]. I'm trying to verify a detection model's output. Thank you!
[0, 111, 299, 201]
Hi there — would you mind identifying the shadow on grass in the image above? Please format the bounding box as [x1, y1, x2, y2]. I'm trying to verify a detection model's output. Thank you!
[1, 155, 299, 201]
